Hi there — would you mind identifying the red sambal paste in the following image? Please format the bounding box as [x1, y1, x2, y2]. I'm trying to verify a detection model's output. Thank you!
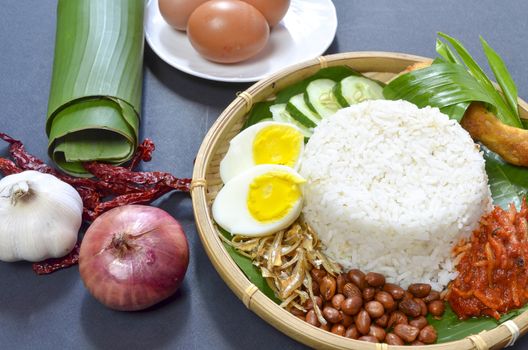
[448, 200, 528, 320]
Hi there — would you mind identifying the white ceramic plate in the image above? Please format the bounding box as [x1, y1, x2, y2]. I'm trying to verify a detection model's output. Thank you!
[144, 0, 338, 83]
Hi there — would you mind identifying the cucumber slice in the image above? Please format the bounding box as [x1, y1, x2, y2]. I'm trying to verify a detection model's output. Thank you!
[270, 104, 313, 137]
[286, 93, 320, 128]
[334, 75, 384, 107]
[306, 79, 341, 118]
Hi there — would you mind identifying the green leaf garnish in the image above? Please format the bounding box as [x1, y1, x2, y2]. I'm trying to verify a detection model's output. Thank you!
[384, 33, 522, 128]
[435, 38, 460, 64]
[480, 36, 520, 120]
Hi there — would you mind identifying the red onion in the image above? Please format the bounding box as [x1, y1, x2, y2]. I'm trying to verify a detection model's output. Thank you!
[79, 205, 189, 311]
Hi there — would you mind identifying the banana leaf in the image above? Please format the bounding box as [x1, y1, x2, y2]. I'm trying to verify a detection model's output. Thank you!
[429, 303, 528, 343]
[47, 0, 144, 176]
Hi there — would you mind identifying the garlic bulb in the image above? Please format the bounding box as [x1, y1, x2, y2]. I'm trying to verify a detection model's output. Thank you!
[0, 170, 83, 262]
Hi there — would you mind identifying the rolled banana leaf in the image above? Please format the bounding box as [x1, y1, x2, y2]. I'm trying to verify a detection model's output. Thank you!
[47, 0, 144, 176]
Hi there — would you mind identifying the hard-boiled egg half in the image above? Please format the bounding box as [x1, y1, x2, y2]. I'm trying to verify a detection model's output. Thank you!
[212, 164, 305, 237]
[220, 121, 304, 183]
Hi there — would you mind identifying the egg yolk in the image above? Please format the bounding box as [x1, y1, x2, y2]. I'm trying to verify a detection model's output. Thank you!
[252, 125, 303, 167]
[247, 171, 304, 223]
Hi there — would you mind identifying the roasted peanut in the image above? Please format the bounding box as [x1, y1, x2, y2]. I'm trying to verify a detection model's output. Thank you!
[399, 298, 422, 317]
[358, 335, 379, 343]
[331, 294, 345, 310]
[355, 310, 371, 335]
[368, 325, 386, 342]
[290, 307, 305, 317]
[362, 287, 376, 302]
[394, 324, 420, 343]
[374, 314, 389, 328]
[423, 290, 441, 303]
[331, 324, 346, 336]
[375, 291, 395, 311]
[383, 283, 405, 300]
[302, 268, 442, 344]
[414, 297, 428, 316]
[305, 296, 323, 310]
[385, 332, 405, 345]
[343, 283, 361, 298]
[336, 274, 348, 294]
[409, 316, 428, 330]
[305, 310, 320, 327]
[428, 300, 446, 316]
[344, 325, 359, 339]
[365, 272, 385, 287]
[403, 291, 414, 300]
[311, 280, 320, 296]
[341, 296, 362, 316]
[388, 311, 408, 328]
[408, 283, 432, 298]
[314, 296, 323, 309]
[320, 276, 336, 301]
[311, 268, 326, 283]
[347, 269, 367, 290]
[418, 325, 438, 344]
[341, 312, 354, 328]
[322, 306, 342, 323]
[365, 301, 384, 318]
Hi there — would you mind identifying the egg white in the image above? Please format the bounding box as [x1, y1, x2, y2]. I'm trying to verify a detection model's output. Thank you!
[219, 121, 304, 183]
[212, 164, 304, 237]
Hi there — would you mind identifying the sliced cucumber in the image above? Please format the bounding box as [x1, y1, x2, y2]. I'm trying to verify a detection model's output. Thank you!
[305, 79, 341, 118]
[270, 104, 313, 137]
[334, 75, 384, 107]
[286, 93, 320, 128]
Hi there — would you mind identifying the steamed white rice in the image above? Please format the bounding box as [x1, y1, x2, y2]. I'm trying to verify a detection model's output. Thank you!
[300, 100, 492, 290]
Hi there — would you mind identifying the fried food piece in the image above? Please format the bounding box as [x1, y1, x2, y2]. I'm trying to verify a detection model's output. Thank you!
[402, 61, 432, 73]
[404, 62, 528, 166]
[461, 103, 528, 166]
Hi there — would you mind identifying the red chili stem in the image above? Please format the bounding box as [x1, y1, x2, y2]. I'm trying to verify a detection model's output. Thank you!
[128, 138, 155, 170]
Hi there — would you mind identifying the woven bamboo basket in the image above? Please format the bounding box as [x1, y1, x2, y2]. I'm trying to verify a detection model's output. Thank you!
[191, 52, 528, 350]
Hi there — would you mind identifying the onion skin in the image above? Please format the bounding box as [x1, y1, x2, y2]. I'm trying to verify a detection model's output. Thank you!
[79, 205, 189, 311]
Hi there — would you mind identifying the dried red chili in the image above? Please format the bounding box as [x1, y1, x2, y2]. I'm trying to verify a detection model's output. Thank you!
[32, 244, 80, 275]
[0, 157, 22, 175]
[0, 133, 191, 274]
[128, 138, 155, 170]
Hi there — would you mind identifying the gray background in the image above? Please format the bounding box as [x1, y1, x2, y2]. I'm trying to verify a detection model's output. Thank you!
[1, 0, 528, 349]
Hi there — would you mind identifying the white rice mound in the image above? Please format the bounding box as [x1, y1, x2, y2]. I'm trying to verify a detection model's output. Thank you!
[300, 100, 492, 290]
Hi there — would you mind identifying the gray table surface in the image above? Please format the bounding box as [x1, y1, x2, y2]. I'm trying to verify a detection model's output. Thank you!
[1, 0, 528, 349]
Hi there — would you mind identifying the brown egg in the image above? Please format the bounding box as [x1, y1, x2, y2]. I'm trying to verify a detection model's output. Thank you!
[241, 0, 290, 27]
[158, 0, 209, 31]
[187, 0, 270, 64]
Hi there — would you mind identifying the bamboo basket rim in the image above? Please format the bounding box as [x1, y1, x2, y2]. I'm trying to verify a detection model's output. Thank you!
[191, 51, 528, 350]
